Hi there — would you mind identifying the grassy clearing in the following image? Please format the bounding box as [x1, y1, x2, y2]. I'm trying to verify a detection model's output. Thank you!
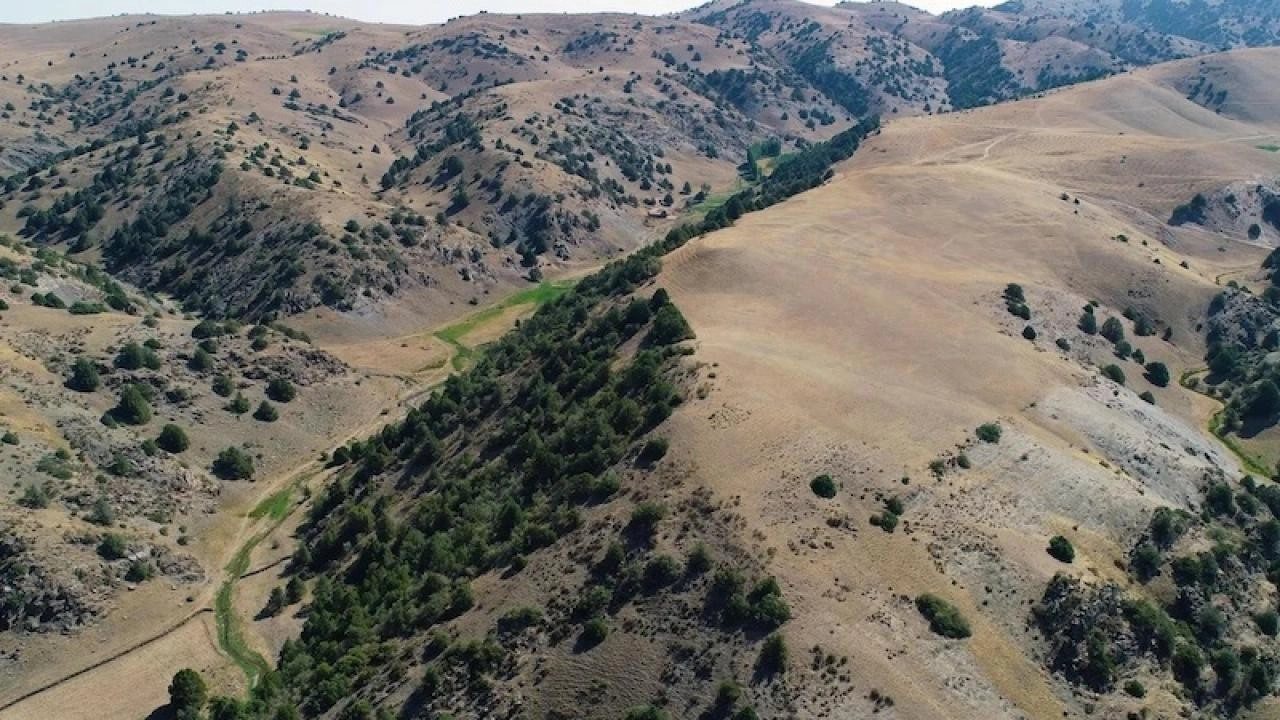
[689, 178, 751, 216]
[249, 486, 292, 521]
[434, 280, 573, 371]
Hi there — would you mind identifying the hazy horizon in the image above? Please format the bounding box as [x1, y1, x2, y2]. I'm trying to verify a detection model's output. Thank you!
[0, 0, 989, 25]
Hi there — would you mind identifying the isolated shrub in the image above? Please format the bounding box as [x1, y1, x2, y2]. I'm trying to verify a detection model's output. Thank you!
[266, 378, 297, 402]
[1047, 535, 1075, 563]
[1144, 362, 1170, 387]
[1131, 542, 1161, 582]
[686, 543, 713, 576]
[580, 617, 609, 647]
[1205, 482, 1236, 517]
[748, 578, 791, 628]
[212, 374, 235, 397]
[1022, 325, 1037, 340]
[188, 348, 213, 372]
[885, 496, 904, 515]
[757, 633, 788, 674]
[2, 431, 17, 445]
[213, 447, 254, 480]
[1003, 283, 1025, 303]
[114, 384, 152, 425]
[1123, 680, 1146, 698]
[1150, 507, 1188, 549]
[630, 502, 666, 537]
[89, 496, 116, 526]
[157, 424, 190, 453]
[810, 474, 837, 498]
[115, 341, 159, 370]
[227, 392, 250, 415]
[1139, 391, 1155, 405]
[19, 483, 49, 509]
[1113, 340, 1131, 358]
[1101, 364, 1126, 385]
[715, 680, 742, 710]
[98, 533, 128, 560]
[643, 554, 681, 590]
[169, 668, 208, 713]
[915, 593, 971, 638]
[1079, 311, 1098, 334]
[637, 437, 668, 465]
[873, 511, 899, 533]
[66, 358, 100, 392]
[976, 423, 1002, 443]
[191, 320, 223, 339]
[253, 400, 279, 422]
[126, 560, 153, 583]
[1100, 317, 1125, 344]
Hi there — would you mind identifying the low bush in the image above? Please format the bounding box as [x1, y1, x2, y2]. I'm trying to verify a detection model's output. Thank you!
[915, 593, 971, 638]
[757, 632, 788, 675]
[157, 424, 190, 453]
[213, 446, 254, 480]
[976, 423, 1002, 443]
[1047, 535, 1075, 563]
[810, 474, 837, 498]
[1102, 364, 1126, 385]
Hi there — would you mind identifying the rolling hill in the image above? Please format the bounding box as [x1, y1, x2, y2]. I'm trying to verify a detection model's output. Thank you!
[3, 3, 1280, 720]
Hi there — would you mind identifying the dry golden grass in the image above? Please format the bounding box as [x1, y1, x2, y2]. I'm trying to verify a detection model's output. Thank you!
[654, 48, 1280, 718]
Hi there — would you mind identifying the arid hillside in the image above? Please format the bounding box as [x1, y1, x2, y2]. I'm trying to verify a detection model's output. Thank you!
[0, 1, 1277, 339]
[655, 46, 1280, 718]
[3, 6, 1280, 720]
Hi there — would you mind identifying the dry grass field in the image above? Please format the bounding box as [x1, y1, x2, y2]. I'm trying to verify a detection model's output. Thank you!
[654, 49, 1280, 718]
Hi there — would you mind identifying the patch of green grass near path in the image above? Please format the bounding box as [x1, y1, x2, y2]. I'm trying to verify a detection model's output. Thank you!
[249, 486, 292, 521]
[215, 532, 272, 688]
[216, 475, 310, 689]
[434, 280, 573, 370]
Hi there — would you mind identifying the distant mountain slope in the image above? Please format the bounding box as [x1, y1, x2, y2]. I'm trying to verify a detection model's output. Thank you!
[0, 0, 1277, 332]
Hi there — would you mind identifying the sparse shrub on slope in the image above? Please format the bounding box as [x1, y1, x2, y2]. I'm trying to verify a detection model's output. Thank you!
[976, 423, 1002, 443]
[1047, 535, 1075, 563]
[810, 474, 837, 498]
[213, 447, 254, 480]
[915, 594, 971, 639]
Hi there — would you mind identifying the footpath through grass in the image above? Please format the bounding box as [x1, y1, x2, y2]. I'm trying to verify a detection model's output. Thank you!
[215, 475, 310, 689]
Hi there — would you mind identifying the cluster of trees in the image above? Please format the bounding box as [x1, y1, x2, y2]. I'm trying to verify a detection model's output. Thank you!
[1204, 286, 1280, 431]
[214, 252, 697, 717]
[1036, 483, 1280, 714]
